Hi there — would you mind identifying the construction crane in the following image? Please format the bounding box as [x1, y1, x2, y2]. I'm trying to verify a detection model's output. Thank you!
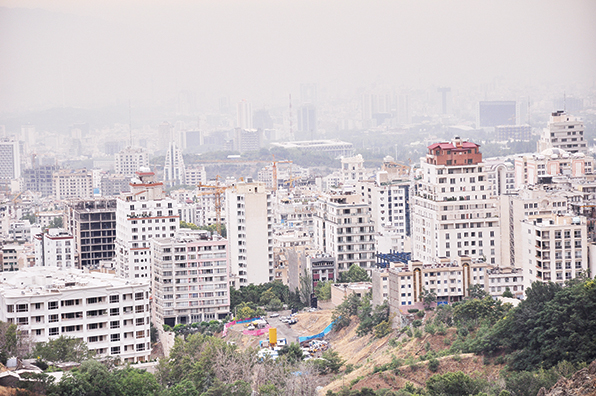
[282, 175, 301, 191]
[196, 178, 230, 236]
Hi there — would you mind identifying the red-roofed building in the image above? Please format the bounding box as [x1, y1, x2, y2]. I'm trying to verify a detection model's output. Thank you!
[426, 138, 482, 166]
[412, 138, 501, 267]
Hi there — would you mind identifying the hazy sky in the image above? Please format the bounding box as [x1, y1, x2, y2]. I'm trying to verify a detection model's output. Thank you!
[1, 0, 595, 112]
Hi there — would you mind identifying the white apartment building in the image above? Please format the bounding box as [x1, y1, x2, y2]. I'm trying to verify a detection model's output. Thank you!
[388, 256, 489, 311]
[184, 165, 206, 187]
[164, 142, 186, 187]
[53, 169, 93, 200]
[486, 266, 524, 298]
[341, 154, 368, 185]
[225, 181, 273, 287]
[537, 110, 587, 154]
[0, 267, 151, 363]
[357, 177, 410, 234]
[115, 168, 180, 282]
[0, 138, 21, 180]
[412, 138, 501, 265]
[196, 189, 227, 228]
[499, 187, 570, 267]
[313, 191, 376, 274]
[34, 228, 75, 268]
[484, 158, 516, 195]
[115, 147, 149, 178]
[151, 230, 230, 327]
[521, 214, 590, 290]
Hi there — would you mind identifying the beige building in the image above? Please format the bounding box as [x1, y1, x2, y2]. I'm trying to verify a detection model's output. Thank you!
[330, 282, 372, 306]
[520, 214, 590, 289]
[53, 169, 93, 200]
[537, 110, 587, 154]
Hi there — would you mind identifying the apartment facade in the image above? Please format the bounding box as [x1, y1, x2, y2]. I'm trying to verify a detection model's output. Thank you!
[520, 214, 590, 289]
[34, 228, 75, 268]
[53, 169, 93, 200]
[225, 181, 273, 287]
[0, 267, 151, 363]
[412, 138, 501, 265]
[538, 110, 587, 154]
[115, 168, 179, 282]
[313, 192, 376, 274]
[115, 147, 149, 178]
[151, 230, 230, 327]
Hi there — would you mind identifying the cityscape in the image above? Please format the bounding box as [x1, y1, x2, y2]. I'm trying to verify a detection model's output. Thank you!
[0, 1, 596, 395]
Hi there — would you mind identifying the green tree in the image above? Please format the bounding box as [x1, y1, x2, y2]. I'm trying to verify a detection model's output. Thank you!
[426, 371, 487, 396]
[338, 264, 371, 283]
[33, 335, 93, 363]
[467, 284, 490, 300]
[315, 281, 332, 301]
[299, 268, 313, 305]
[315, 349, 345, 374]
[116, 368, 160, 396]
[57, 360, 120, 396]
[166, 379, 199, 396]
[278, 342, 303, 363]
[502, 287, 514, 298]
[0, 321, 17, 364]
[421, 288, 437, 310]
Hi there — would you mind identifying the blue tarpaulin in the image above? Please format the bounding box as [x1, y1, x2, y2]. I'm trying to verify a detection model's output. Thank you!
[298, 320, 336, 343]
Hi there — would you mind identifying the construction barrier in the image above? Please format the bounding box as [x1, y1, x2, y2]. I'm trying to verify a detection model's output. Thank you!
[242, 325, 271, 336]
[222, 317, 261, 337]
[298, 320, 336, 343]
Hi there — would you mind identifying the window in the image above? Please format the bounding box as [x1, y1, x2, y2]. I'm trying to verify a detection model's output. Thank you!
[110, 308, 120, 316]
[48, 301, 59, 310]
[111, 334, 120, 342]
[135, 292, 144, 301]
[49, 328, 59, 336]
[110, 321, 120, 329]
[136, 343, 145, 351]
[111, 346, 121, 355]
[109, 295, 119, 303]
[16, 304, 28, 313]
[136, 318, 145, 326]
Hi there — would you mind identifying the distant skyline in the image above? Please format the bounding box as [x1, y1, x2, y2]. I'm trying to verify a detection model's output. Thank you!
[1, 0, 595, 113]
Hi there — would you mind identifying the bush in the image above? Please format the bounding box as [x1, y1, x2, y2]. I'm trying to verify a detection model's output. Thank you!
[414, 329, 423, 338]
[425, 323, 436, 335]
[494, 355, 505, 365]
[344, 364, 355, 375]
[407, 309, 419, 313]
[416, 310, 425, 318]
[428, 358, 440, 372]
[412, 319, 423, 328]
[452, 354, 462, 362]
[406, 328, 413, 338]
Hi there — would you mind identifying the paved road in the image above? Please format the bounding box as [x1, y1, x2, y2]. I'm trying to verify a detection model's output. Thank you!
[266, 316, 301, 343]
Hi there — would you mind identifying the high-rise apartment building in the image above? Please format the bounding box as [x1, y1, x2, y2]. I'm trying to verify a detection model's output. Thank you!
[225, 181, 273, 287]
[313, 191, 376, 274]
[163, 142, 186, 186]
[234, 128, 261, 153]
[115, 168, 179, 282]
[297, 104, 317, 137]
[34, 228, 75, 268]
[412, 138, 500, 265]
[53, 169, 93, 200]
[64, 198, 117, 268]
[151, 230, 230, 327]
[521, 214, 590, 289]
[0, 139, 21, 180]
[115, 147, 149, 178]
[22, 165, 60, 197]
[537, 110, 587, 154]
[100, 174, 130, 197]
[237, 100, 253, 130]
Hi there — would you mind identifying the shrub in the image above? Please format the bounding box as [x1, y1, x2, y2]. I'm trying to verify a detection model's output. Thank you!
[406, 328, 413, 337]
[428, 358, 440, 372]
[443, 338, 452, 346]
[452, 354, 462, 362]
[416, 310, 425, 318]
[412, 319, 423, 328]
[407, 309, 419, 313]
[483, 356, 491, 365]
[414, 329, 423, 338]
[425, 323, 436, 335]
[494, 355, 505, 365]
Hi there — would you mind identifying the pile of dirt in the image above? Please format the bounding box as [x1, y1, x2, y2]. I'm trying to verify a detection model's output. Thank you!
[537, 360, 596, 396]
[292, 310, 333, 335]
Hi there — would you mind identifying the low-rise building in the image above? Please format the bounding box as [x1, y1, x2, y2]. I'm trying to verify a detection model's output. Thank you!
[330, 282, 372, 306]
[0, 267, 151, 363]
